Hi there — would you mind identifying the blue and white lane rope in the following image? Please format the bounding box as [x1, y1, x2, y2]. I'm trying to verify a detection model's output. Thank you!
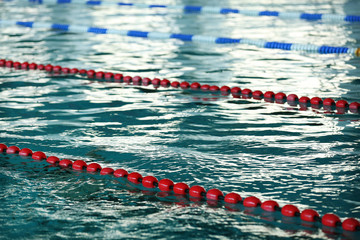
[1, 20, 359, 56]
[27, 0, 360, 23]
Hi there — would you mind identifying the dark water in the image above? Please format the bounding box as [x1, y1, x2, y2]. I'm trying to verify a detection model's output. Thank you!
[0, 0, 360, 239]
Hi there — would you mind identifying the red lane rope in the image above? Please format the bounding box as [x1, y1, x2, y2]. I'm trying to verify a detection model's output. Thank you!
[1, 143, 359, 232]
[0, 59, 359, 114]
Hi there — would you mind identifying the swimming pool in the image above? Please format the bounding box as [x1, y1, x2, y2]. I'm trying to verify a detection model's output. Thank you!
[0, 0, 360, 239]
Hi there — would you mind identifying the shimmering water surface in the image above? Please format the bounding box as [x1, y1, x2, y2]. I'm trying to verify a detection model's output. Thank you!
[0, 0, 360, 239]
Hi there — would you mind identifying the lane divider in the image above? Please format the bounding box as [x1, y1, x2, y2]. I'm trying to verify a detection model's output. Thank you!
[0, 20, 359, 56]
[1, 58, 359, 114]
[1, 143, 359, 232]
[26, 0, 360, 23]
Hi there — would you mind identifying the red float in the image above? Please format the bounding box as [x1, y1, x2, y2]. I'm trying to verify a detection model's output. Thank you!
[46, 156, 60, 164]
[342, 218, 360, 232]
[6, 146, 20, 154]
[322, 213, 341, 227]
[59, 159, 73, 168]
[323, 98, 335, 106]
[243, 196, 261, 207]
[72, 160, 87, 170]
[336, 100, 348, 108]
[32, 151, 47, 160]
[261, 200, 279, 212]
[114, 169, 128, 178]
[100, 167, 114, 175]
[281, 204, 300, 217]
[160, 79, 170, 87]
[127, 172, 142, 184]
[19, 148, 33, 156]
[180, 81, 190, 89]
[264, 91, 275, 99]
[142, 176, 158, 188]
[224, 192, 241, 204]
[190, 82, 201, 89]
[189, 185, 206, 198]
[0, 143, 8, 152]
[87, 163, 102, 172]
[170, 81, 180, 88]
[158, 179, 174, 192]
[206, 188, 224, 200]
[300, 209, 320, 222]
[173, 182, 189, 195]
[310, 97, 322, 105]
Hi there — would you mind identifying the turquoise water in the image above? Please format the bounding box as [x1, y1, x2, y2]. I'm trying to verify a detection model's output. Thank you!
[0, 0, 360, 239]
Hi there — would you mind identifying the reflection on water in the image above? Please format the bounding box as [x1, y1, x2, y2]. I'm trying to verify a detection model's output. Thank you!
[0, 0, 359, 239]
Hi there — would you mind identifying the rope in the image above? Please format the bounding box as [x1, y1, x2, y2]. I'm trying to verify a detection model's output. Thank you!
[0, 20, 359, 56]
[1, 143, 359, 232]
[25, 0, 360, 23]
[1, 58, 359, 114]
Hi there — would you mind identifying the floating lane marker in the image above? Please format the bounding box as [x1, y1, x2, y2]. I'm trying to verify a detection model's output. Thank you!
[1, 58, 359, 115]
[25, 0, 360, 23]
[0, 20, 359, 56]
[1, 143, 360, 233]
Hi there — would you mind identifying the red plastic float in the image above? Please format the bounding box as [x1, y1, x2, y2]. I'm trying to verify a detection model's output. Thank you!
[241, 88, 252, 95]
[6, 146, 20, 154]
[87, 163, 102, 172]
[173, 182, 189, 195]
[230, 87, 241, 94]
[0, 143, 8, 152]
[53, 65, 62, 72]
[300, 209, 320, 222]
[189, 185, 206, 198]
[206, 188, 224, 200]
[127, 172, 142, 184]
[281, 204, 300, 217]
[264, 91, 275, 99]
[100, 167, 114, 175]
[32, 151, 47, 160]
[70, 68, 79, 74]
[114, 169, 128, 178]
[224, 192, 242, 204]
[19, 148, 33, 156]
[261, 200, 280, 212]
[142, 176, 158, 188]
[299, 96, 310, 104]
[310, 97, 322, 105]
[160, 79, 170, 87]
[21, 62, 29, 69]
[114, 73, 123, 81]
[201, 84, 210, 91]
[243, 196, 261, 207]
[336, 100, 348, 108]
[59, 159, 73, 168]
[158, 179, 174, 192]
[209, 85, 220, 92]
[342, 218, 360, 232]
[123, 76, 132, 84]
[46, 156, 60, 164]
[180, 81, 190, 89]
[72, 160, 87, 170]
[170, 81, 180, 88]
[275, 92, 286, 100]
[322, 213, 341, 227]
[220, 86, 230, 93]
[323, 98, 335, 106]
[190, 82, 201, 89]
[252, 90, 263, 99]
[29, 63, 37, 69]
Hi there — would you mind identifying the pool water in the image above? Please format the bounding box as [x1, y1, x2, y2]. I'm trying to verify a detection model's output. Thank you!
[0, 0, 360, 239]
